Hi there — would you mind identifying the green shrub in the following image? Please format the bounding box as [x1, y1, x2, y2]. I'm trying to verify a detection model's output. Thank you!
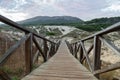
[46, 32, 56, 36]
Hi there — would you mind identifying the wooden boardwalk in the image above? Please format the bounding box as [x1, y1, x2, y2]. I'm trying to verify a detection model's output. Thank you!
[22, 42, 98, 80]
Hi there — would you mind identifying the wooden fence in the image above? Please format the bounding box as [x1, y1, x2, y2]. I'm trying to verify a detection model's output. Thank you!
[66, 22, 120, 78]
[0, 15, 61, 80]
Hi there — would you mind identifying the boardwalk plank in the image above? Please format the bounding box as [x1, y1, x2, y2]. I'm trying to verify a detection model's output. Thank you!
[22, 42, 98, 80]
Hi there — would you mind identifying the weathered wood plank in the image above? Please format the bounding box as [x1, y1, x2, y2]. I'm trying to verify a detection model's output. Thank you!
[93, 36, 101, 78]
[22, 42, 98, 80]
[25, 33, 33, 74]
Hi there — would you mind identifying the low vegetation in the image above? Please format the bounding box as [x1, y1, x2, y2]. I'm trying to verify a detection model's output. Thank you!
[46, 32, 56, 36]
[1, 16, 120, 32]
[19, 16, 120, 32]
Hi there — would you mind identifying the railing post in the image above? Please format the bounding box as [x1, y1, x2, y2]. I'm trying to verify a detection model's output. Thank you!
[55, 41, 60, 53]
[52, 44, 56, 55]
[71, 44, 74, 55]
[44, 40, 48, 61]
[54, 41, 58, 53]
[75, 43, 78, 58]
[73, 44, 75, 56]
[79, 45, 83, 63]
[49, 43, 54, 57]
[25, 33, 32, 74]
[93, 36, 101, 78]
[69, 44, 73, 54]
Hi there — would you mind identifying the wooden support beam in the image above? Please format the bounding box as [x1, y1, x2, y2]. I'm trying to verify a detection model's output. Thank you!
[69, 44, 73, 54]
[81, 44, 93, 63]
[76, 43, 80, 59]
[99, 37, 120, 55]
[54, 41, 58, 53]
[94, 62, 120, 75]
[47, 43, 51, 59]
[43, 40, 48, 61]
[52, 43, 56, 55]
[79, 42, 84, 63]
[80, 42, 93, 72]
[75, 43, 78, 58]
[79, 45, 83, 63]
[25, 33, 32, 74]
[33, 36, 46, 62]
[93, 36, 101, 78]
[72, 44, 75, 56]
[48, 43, 53, 58]
[71, 44, 74, 55]
[33, 50, 39, 64]
[77, 44, 80, 53]
[57, 41, 60, 50]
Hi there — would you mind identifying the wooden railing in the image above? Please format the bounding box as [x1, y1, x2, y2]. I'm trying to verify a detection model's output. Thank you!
[66, 22, 120, 78]
[0, 15, 61, 79]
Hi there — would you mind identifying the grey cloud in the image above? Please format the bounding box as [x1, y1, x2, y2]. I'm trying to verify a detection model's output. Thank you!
[0, 0, 120, 21]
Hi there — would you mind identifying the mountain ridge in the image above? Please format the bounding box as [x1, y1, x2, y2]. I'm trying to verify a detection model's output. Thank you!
[19, 16, 83, 25]
[1, 16, 120, 31]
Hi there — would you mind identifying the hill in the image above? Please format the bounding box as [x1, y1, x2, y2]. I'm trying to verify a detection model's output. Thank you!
[85, 17, 120, 24]
[75, 17, 120, 31]
[19, 16, 83, 25]
[1, 16, 120, 32]
[19, 16, 120, 31]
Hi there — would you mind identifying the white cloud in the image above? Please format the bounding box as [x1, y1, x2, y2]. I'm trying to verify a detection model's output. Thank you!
[102, 0, 120, 12]
[0, 0, 58, 21]
[0, 8, 28, 21]
[103, 4, 120, 12]
[0, 0, 29, 21]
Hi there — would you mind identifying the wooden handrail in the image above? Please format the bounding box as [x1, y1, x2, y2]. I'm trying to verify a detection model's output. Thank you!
[72, 22, 120, 44]
[0, 15, 56, 44]
[81, 22, 120, 41]
[0, 15, 61, 79]
[66, 22, 120, 78]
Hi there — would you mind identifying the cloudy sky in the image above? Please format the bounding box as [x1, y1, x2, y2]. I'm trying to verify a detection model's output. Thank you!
[0, 0, 120, 21]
